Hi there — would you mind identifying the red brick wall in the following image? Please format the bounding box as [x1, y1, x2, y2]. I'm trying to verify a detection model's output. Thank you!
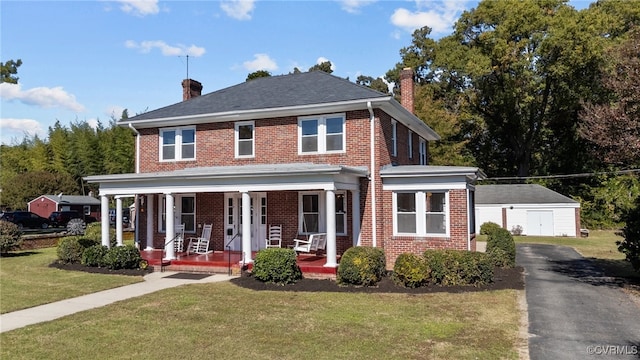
[138, 111, 372, 173]
[380, 188, 471, 269]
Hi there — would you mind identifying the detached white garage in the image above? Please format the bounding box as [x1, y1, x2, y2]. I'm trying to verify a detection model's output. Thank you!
[475, 184, 581, 237]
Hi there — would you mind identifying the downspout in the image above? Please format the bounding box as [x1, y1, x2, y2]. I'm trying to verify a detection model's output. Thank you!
[467, 188, 471, 251]
[129, 123, 141, 248]
[367, 102, 377, 248]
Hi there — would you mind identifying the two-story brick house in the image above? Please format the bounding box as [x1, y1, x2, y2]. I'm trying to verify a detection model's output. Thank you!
[85, 69, 484, 269]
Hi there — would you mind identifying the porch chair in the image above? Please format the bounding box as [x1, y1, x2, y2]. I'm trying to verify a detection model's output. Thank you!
[174, 224, 185, 253]
[265, 224, 283, 248]
[292, 233, 327, 255]
[186, 223, 213, 255]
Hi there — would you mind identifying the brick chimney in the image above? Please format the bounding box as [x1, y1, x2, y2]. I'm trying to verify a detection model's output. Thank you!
[182, 79, 203, 101]
[399, 67, 415, 113]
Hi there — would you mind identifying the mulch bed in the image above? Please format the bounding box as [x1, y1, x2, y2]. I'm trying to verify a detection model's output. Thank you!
[48, 261, 525, 294]
[230, 266, 525, 294]
[49, 261, 152, 277]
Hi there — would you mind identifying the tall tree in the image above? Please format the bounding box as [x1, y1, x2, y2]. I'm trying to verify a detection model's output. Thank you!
[579, 28, 640, 167]
[246, 70, 272, 81]
[308, 61, 333, 74]
[1, 59, 22, 83]
[356, 75, 390, 94]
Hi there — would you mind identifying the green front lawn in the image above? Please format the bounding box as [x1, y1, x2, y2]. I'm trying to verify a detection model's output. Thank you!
[0, 247, 142, 313]
[1, 282, 523, 360]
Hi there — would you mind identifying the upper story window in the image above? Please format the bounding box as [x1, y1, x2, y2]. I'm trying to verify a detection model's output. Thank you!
[298, 114, 345, 154]
[235, 121, 255, 158]
[393, 191, 449, 236]
[160, 126, 195, 161]
[391, 120, 398, 157]
[419, 138, 427, 165]
[408, 130, 413, 159]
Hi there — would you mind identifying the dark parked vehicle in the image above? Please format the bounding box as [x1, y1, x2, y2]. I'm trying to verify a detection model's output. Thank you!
[0, 211, 51, 229]
[48, 211, 83, 227]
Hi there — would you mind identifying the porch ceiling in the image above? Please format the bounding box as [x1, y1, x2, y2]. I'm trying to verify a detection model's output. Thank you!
[85, 163, 369, 196]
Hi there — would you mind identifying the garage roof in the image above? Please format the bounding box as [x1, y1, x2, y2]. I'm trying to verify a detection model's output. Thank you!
[476, 184, 578, 204]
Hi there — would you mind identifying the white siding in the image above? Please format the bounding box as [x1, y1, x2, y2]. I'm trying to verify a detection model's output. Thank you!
[476, 203, 579, 237]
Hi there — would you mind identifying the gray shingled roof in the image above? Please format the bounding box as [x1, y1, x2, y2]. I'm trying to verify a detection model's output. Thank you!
[475, 184, 578, 205]
[128, 71, 388, 122]
[40, 195, 101, 205]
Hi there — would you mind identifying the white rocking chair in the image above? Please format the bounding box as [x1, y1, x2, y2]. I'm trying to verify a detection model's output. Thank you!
[174, 224, 185, 253]
[186, 224, 213, 255]
[292, 233, 327, 255]
[265, 225, 283, 248]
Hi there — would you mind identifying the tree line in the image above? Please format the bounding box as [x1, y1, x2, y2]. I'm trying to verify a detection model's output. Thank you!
[2, 0, 639, 230]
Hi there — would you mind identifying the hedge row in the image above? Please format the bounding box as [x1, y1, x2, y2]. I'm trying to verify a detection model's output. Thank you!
[393, 250, 494, 287]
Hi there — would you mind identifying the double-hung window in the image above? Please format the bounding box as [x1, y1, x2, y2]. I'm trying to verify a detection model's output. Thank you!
[160, 126, 195, 161]
[393, 191, 448, 236]
[235, 121, 254, 158]
[419, 138, 427, 165]
[298, 114, 345, 154]
[159, 194, 196, 233]
[298, 191, 347, 235]
[408, 130, 413, 159]
[391, 120, 398, 157]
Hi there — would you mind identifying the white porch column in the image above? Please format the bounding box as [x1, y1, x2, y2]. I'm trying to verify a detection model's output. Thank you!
[352, 189, 361, 247]
[241, 191, 253, 264]
[324, 190, 338, 267]
[100, 195, 110, 248]
[145, 195, 154, 250]
[115, 197, 123, 246]
[164, 193, 176, 260]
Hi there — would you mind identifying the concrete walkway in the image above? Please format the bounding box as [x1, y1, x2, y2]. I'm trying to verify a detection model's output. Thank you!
[0, 271, 236, 333]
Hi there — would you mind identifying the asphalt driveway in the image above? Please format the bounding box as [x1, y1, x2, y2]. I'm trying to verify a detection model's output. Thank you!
[517, 243, 640, 360]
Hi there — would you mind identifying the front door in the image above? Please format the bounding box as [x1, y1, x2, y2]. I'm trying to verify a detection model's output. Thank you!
[224, 193, 267, 251]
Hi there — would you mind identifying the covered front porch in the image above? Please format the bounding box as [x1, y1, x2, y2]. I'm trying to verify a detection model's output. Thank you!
[85, 163, 368, 271]
[141, 249, 340, 279]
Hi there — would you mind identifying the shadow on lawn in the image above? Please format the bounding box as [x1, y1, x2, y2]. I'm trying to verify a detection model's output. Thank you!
[0, 251, 40, 258]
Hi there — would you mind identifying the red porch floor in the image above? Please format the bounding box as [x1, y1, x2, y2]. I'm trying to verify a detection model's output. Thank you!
[141, 249, 339, 279]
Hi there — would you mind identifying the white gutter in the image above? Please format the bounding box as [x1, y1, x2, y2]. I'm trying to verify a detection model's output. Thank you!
[367, 101, 377, 248]
[128, 123, 140, 174]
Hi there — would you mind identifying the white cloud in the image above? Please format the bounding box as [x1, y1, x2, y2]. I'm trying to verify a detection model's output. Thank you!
[114, 0, 160, 16]
[391, 0, 469, 35]
[0, 118, 46, 144]
[338, 0, 377, 14]
[125, 40, 206, 57]
[243, 54, 278, 72]
[105, 105, 126, 120]
[0, 83, 85, 112]
[220, 0, 255, 20]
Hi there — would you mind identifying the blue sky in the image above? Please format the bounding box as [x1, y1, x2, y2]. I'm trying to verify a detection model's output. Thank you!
[0, 0, 591, 145]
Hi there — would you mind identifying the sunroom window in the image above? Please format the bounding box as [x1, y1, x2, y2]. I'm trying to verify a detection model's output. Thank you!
[394, 191, 448, 236]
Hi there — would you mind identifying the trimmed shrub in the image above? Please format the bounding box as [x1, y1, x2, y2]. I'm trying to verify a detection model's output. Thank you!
[252, 248, 302, 285]
[84, 223, 116, 247]
[103, 245, 142, 270]
[486, 228, 516, 268]
[337, 246, 386, 286]
[57, 236, 85, 263]
[480, 221, 502, 235]
[392, 253, 430, 288]
[81, 244, 109, 267]
[0, 220, 22, 254]
[423, 249, 494, 286]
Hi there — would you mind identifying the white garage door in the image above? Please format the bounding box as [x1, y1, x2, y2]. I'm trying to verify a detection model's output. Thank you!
[527, 210, 554, 236]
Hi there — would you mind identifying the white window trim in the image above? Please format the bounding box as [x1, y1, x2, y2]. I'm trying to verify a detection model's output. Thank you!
[234, 121, 255, 158]
[392, 191, 449, 237]
[298, 113, 346, 155]
[391, 120, 397, 157]
[159, 126, 196, 162]
[297, 191, 348, 235]
[408, 130, 413, 159]
[335, 191, 347, 236]
[158, 194, 196, 234]
[419, 138, 427, 165]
